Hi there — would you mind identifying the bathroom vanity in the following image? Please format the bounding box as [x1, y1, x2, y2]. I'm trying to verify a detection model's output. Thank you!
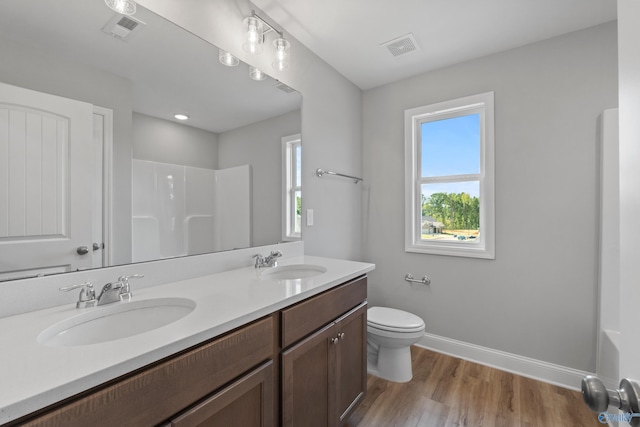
[0, 256, 373, 426]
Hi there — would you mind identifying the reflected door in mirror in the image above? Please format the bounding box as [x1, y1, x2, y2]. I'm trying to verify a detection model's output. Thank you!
[0, 82, 95, 280]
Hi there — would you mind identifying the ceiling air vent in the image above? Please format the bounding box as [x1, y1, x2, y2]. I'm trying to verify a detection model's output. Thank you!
[380, 33, 420, 57]
[102, 14, 146, 41]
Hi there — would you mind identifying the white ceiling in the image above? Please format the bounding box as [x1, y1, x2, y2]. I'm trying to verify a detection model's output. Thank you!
[252, 0, 617, 90]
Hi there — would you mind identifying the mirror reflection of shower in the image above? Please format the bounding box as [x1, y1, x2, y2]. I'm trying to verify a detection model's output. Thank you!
[132, 160, 251, 262]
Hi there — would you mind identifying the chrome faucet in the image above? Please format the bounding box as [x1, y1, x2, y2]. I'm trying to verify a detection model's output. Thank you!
[97, 274, 144, 305]
[59, 274, 144, 308]
[97, 281, 124, 305]
[252, 250, 283, 268]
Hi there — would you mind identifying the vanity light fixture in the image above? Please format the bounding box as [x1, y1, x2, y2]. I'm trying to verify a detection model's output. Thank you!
[243, 10, 291, 71]
[249, 66, 267, 81]
[243, 16, 264, 54]
[219, 49, 239, 67]
[272, 37, 290, 71]
[174, 114, 189, 121]
[104, 0, 136, 15]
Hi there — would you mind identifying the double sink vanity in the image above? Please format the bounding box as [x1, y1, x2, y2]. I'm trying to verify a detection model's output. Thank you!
[0, 252, 374, 426]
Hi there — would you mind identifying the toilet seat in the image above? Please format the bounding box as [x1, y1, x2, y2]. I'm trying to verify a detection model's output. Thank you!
[367, 307, 425, 333]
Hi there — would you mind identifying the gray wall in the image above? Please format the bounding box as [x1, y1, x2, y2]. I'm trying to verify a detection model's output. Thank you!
[219, 110, 301, 247]
[138, 0, 364, 261]
[133, 112, 218, 169]
[0, 38, 133, 265]
[362, 22, 618, 371]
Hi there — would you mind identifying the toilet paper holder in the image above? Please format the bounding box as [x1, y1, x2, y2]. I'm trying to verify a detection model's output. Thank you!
[404, 273, 431, 285]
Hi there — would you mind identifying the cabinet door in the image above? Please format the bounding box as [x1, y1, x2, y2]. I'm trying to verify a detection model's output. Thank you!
[281, 323, 337, 427]
[334, 303, 367, 425]
[170, 361, 273, 427]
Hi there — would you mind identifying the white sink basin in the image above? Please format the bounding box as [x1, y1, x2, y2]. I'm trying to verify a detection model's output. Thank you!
[260, 264, 327, 281]
[38, 297, 196, 347]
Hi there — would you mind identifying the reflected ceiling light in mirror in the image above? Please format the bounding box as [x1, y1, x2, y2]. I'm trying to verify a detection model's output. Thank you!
[104, 0, 136, 15]
[272, 37, 290, 71]
[249, 66, 267, 81]
[174, 114, 189, 120]
[219, 49, 239, 66]
[243, 16, 264, 54]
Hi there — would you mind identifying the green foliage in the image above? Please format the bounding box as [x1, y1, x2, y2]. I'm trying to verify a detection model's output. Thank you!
[422, 192, 480, 230]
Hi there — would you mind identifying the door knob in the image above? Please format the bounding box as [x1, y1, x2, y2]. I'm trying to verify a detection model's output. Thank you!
[582, 375, 640, 426]
[76, 246, 89, 255]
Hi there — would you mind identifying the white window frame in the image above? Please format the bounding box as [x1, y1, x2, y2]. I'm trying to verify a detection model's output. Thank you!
[282, 134, 301, 241]
[404, 92, 495, 259]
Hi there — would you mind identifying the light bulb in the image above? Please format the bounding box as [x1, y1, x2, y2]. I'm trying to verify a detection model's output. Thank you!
[272, 37, 290, 71]
[104, 0, 136, 15]
[218, 49, 239, 67]
[249, 66, 267, 81]
[243, 16, 264, 54]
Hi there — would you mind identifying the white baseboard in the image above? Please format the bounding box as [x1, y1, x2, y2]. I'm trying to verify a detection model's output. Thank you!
[416, 332, 593, 391]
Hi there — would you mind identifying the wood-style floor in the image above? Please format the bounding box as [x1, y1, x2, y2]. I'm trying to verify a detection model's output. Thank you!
[345, 347, 601, 427]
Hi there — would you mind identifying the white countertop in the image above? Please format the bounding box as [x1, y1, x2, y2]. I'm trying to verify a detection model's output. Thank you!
[0, 255, 374, 424]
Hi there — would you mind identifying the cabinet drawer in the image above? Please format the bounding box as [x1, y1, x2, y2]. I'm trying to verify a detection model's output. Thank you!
[170, 361, 273, 427]
[281, 276, 366, 349]
[22, 315, 275, 427]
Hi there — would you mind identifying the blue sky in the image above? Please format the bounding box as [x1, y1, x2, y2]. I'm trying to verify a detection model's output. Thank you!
[420, 113, 480, 198]
[421, 113, 480, 176]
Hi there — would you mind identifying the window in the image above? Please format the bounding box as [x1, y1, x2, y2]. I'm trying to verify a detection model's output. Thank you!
[282, 134, 301, 240]
[404, 92, 495, 259]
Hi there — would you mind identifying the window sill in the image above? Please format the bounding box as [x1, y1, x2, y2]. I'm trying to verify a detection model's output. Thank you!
[405, 242, 494, 259]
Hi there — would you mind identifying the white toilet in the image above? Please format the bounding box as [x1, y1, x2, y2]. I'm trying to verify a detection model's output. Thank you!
[367, 306, 425, 383]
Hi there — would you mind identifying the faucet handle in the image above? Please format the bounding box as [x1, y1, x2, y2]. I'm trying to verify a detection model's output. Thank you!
[59, 282, 97, 309]
[117, 274, 143, 300]
[118, 274, 144, 284]
[252, 254, 265, 268]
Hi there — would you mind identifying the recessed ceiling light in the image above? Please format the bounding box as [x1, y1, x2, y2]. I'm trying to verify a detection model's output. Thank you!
[174, 114, 189, 120]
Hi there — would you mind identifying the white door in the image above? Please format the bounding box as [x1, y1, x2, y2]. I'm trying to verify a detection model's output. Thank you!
[0, 82, 94, 280]
[619, 0, 640, 388]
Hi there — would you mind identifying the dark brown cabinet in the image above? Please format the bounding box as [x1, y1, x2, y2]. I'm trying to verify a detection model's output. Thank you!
[281, 276, 367, 427]
[334, 304, 367, 423]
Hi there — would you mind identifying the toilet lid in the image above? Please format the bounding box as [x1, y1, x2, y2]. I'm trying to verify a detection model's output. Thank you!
[367, 307, 425, 332]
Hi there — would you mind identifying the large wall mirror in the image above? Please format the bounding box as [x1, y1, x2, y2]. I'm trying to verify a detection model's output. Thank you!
[0, 0, 302, 281]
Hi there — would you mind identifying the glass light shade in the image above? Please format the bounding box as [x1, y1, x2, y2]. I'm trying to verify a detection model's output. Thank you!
[249, 66, 267, 81]
[218, 49, 239, 67]
[272, 37, 290, 71]
[104, 0, 136, 15]
[243, 17, 264, 54]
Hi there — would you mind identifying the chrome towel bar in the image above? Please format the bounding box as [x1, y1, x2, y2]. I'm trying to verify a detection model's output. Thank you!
[316, 168, 362, 183]
[405, 273, 431, 285]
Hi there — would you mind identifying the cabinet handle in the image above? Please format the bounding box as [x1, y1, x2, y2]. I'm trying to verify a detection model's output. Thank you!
[331, 337, 339, 345]
[337, 332, 345, 340]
